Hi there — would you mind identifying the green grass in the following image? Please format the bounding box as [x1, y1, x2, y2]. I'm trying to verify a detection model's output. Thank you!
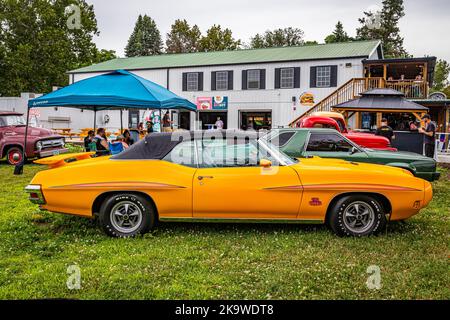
[0, 162, 448, 300]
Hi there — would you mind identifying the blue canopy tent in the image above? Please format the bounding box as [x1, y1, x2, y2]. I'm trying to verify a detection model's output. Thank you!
[15, 70, 197, 174]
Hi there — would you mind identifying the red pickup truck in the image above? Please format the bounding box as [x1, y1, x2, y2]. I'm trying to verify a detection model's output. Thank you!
[297, 111, 397, 151]
[0, 111, 68, 165]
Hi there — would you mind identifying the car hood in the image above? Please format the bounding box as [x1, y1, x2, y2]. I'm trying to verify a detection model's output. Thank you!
[14, 126, 61, 138]
[292, 156, 414, 177]
[364, 149, 432, 162]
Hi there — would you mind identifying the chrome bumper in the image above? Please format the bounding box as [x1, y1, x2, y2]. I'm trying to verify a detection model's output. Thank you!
[38, 148, 69, 158]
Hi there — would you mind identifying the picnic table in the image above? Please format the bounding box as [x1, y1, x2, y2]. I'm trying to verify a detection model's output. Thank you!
[52, 128, 79, 139]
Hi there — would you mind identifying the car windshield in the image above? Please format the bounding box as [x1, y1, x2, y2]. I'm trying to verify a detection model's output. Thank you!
[0, 115, 26, 127]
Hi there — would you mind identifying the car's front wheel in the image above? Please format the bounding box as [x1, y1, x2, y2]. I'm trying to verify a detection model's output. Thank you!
[328, 195, 387, 237]
[6, 147, 24, 165]
[99, 193, 156, 237]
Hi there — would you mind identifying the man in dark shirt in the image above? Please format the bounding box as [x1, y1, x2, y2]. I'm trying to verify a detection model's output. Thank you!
[375, 118, 395, 142]
[83, 130, 95, 151]
[419, 114, 436, 158]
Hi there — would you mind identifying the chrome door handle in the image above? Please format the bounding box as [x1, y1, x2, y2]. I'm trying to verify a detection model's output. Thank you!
[198, 176, 214, 181]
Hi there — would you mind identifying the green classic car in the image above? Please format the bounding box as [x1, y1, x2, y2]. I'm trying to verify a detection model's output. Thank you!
[266, 128, 440, 182]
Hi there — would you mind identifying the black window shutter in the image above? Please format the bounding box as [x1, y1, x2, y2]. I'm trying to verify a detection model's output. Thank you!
[198, 72, 203, 91]
[260, 69, 266, 89]
[182, 73, 187, 91]
[211, 72, 217, 91]
[310, 67, 317, 88]
[294, 67, 301, 88]
[242, 70, 248, 90]
[330, 66, 338, 87]
[274, 68, 281, 89]
[228, 71, 233, 90]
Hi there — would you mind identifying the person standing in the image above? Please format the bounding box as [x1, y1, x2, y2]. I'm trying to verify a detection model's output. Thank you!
[146, 121, 154, 135]
[215, 116, 224, 130]
[162, 111, 172, 132]
[418, 114, 436, 158]
[375, 118, 395, 143]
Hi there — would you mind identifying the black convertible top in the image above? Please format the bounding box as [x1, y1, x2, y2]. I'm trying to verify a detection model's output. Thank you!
[112, 130, 261, 160]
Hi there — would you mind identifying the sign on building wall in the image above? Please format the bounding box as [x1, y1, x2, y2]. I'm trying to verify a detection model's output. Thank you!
[300, 92, 315, 106]
[197, 96, 228, 110]
[212, 96, 228, 110]
[197, 97, 213, 110]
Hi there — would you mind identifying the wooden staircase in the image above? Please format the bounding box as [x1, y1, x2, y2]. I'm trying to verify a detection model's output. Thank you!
[289, 77, 386, 127]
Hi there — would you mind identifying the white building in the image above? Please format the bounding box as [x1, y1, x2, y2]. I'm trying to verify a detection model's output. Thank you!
[2, 40, 383, 132]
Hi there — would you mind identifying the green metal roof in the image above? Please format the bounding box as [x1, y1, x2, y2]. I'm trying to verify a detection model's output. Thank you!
[69, 40, 381, 73]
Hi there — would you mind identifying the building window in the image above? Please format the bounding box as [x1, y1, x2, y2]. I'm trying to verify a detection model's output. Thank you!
[280, 68, 294, 88]
[216, 71, 229, 90]
[316, 66, 331, 87]
[187, 73, 199, 91]
[247, 70, 261, 89]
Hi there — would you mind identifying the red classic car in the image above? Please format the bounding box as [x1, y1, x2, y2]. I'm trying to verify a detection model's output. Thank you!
[0, 111, 68, 165]
[297, 112, 397, 151]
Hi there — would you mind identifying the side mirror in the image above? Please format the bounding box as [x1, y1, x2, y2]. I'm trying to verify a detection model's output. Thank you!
[350, 146, 359, 155]
[260, 159, 272, 168]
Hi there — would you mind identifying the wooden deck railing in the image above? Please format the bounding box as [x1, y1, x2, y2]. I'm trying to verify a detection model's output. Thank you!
[289, 77, 429, 127]
[385, 80, 428, 99]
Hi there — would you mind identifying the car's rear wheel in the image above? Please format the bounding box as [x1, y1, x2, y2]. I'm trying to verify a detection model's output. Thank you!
[6, 147, 24, 165]
[99, 193, 156, 237]
[328, 195, 386, 237]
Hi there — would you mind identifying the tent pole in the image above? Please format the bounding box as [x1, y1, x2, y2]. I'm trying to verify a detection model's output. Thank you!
[93, 108, 97, 131]
[14, 107, 30, 175]
[120, 109, 123, 133]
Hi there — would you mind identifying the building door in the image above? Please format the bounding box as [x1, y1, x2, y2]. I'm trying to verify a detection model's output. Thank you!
[240, 111, 272, 130]
[128, 110, 140, 129]
[199, 112, 227, 130]
[179, 112, 191, 130]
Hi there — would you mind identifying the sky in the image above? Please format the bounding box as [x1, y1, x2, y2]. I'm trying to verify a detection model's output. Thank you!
[86, 0, 450, 63]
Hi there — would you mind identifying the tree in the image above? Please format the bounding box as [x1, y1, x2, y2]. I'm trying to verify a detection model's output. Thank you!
[125, 15, 162, 57]
[199, 25, 241, 52]
[0, 0, 103, 96]
[250, 27, 304, 48]
[304, 41, 319, 46]
[356, 0, 408, 58]
[325, 21, 352, 43]
[432, 59, 450, 92]
[165, 19, 201, 53]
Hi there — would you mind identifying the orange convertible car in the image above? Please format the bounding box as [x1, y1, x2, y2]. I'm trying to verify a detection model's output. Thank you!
[26, 131, 433, 237]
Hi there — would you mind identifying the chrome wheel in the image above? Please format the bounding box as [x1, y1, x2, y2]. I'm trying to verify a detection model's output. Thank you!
[110, 201, 143, 234]
[343, 201, 375, 234]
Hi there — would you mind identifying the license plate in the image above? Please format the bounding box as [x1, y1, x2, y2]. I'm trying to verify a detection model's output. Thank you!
[52, 150, 60, 156]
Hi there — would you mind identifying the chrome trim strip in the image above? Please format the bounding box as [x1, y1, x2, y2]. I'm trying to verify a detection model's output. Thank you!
[159, 217, 323, 224]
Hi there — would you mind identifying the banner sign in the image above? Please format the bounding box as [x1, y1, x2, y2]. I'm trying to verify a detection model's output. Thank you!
[196, 97, 212, 110]
[212, 96, 228, 110]
[197, 96, 228, 110]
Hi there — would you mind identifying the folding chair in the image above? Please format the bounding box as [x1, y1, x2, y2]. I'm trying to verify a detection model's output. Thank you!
[108, 142, 124, 155]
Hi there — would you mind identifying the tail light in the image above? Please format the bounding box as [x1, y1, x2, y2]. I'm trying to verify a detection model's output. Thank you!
[25, 185, 46, 204]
